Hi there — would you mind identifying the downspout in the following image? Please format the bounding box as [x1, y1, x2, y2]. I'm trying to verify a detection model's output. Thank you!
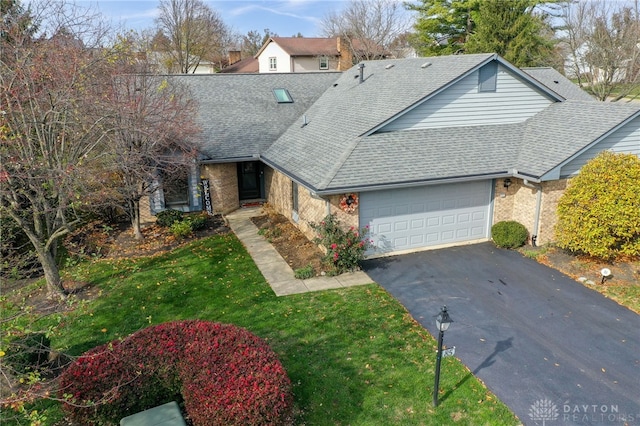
[523, 180, 542, 246]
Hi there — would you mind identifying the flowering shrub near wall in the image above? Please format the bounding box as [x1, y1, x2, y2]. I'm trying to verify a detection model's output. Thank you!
[310, 214, 373, 275]
[58, 321, 293, 426]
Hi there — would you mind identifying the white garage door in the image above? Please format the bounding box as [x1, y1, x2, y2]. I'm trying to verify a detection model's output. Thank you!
[359, 180, 492, 255]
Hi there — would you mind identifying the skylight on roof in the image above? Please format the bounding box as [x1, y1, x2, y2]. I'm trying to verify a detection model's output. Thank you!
[273, 88, 293, 103]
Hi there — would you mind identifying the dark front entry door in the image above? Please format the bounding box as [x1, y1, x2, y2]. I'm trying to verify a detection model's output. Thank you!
[238, 161, 263, 200]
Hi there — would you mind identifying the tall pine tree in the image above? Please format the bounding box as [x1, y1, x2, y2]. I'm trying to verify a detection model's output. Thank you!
[465, 0, 556, 67]
[407, 0, 479, 56]
[407, 0, 557, 66]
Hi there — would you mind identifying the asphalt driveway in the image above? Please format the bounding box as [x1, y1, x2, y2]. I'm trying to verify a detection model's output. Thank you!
[363, 243, 640, 426]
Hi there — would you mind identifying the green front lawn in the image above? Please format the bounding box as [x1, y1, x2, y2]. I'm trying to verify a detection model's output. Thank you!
[2, 234, 519, 425]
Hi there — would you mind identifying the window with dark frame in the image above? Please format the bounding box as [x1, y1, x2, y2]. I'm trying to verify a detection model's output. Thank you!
[478, 61, 498, 93]
[292, 181, 299, 213]
[319, 56, 329, 70]
[163, 168, 189, 208]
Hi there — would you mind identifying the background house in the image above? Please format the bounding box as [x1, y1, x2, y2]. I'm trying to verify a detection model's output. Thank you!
[255, 37, 363, 73]
[147, 54, 640, 257]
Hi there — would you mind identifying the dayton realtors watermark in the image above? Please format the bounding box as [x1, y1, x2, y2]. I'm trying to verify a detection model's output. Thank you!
[529, 398, 638, 424]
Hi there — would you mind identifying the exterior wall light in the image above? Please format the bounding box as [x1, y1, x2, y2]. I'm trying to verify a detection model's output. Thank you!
[433, 306, 453, 407]
[503, 178, 512, 189]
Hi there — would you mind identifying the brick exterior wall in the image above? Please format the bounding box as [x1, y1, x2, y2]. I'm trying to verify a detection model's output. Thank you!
[538, 179, 568, 245]
[200, 163, 239, 214]
[264, 167, 292, 215]
[296, 188, 329, 239]
[139, 196, 156, 224]
[493, 179, 516, 225]
[265, 168, 361, 241]
[493, 178, 569, 246]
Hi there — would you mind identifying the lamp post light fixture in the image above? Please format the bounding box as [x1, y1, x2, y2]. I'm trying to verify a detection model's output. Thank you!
[600, 268, 612, 284]
[433, 306, 453, 407]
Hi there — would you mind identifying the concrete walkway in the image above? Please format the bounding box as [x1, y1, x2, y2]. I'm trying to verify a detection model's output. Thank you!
[225, 208, 372, 296]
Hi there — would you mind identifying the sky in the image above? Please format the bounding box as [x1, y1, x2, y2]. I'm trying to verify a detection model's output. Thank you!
[78, 0, 353, 38]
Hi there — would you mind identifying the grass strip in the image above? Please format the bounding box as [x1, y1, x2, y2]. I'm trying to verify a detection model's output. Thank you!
[2, 234, 519, 425]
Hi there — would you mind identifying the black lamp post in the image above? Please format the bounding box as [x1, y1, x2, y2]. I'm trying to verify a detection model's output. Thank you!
[433, 305, 452, 407]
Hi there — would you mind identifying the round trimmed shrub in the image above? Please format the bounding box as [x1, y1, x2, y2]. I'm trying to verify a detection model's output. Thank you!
[156, 209, 184, 227]
[555, 151, 640, 259]
[491, 221, 528, 248]
[58, 321, 293, 425]
[188, 213, 208, 231]
[170, 220, 193, 238]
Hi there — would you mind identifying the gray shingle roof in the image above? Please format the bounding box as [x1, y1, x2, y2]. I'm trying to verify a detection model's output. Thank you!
[262, 54, 500, 190]
[516, 100, 640, 177]
[167, 72, 340, 161]
[262, 56, 640, 193]
[172, 54, 639, 193]
[522, 67, 595, 102]
[328, 124, 523, 190]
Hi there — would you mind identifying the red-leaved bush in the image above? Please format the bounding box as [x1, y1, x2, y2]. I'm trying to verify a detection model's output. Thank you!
[58, 321, 293, 425]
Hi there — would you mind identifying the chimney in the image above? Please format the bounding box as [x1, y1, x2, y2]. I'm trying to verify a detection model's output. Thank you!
[337, 36, 353, 71]
[228, 50, 241, 66]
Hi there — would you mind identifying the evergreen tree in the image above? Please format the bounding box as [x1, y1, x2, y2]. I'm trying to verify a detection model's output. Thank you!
[1, 0, 37, 48]
[407, 0, 479, 56]
[465, 0, 556, 67]
[407, 0, 557, 66]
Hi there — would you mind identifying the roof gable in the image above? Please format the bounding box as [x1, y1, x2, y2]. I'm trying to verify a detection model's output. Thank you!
[263, 53, 567, 192]
[374, 63, 556, 133]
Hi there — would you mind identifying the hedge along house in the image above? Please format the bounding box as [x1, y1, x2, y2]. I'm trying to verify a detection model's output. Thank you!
[149, 53, 640, 257]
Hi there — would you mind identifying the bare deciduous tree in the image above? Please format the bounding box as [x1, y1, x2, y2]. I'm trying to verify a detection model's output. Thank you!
[0, 0, 117, 297]
[103, 70, 200, 239]
[560, 0, 640, 101]
[320, 0, 412, 61]
[1, 0, 201, 296]
[156, 0, 232, 73]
